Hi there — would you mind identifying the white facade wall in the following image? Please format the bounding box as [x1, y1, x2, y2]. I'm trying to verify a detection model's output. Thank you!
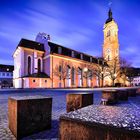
[14, 78, 22, 88]
[13, 48, 25, 78]
[23, 78, 29, 88]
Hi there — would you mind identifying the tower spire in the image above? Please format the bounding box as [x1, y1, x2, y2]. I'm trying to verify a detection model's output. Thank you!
[105, 7, 113, 24]
[108, 8, 112, 19]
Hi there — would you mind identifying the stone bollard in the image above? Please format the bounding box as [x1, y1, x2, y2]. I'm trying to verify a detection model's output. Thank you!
[127, 89, 137, 97]
[8, 95, 52, 140]
[101, 90, 118, 105]
[136, 88, 140, 95]
[66, 92, 93, 113]
[117, 89, 128, 100]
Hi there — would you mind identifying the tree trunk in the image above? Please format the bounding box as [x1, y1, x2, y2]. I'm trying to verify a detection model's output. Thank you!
[63, 79, 65, 88]
[86, 77, 88, 88]
[112, 79, 115, 87]
[98, 77, 100, 87]
[101, 75, 104, 87]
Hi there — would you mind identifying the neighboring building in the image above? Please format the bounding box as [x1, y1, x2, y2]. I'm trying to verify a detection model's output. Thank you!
[130, 68, 140, 86]
[13, 8, 121, 88]
[0, 64, 14, 88]
[132, 76, 140, 86]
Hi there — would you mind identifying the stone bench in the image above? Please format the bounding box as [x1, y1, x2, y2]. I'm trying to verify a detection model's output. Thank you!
[101, 90, 118, 105]
[59, 105, 140, 140]
[66, 92, 93, 113]
[8, 95, 52, 139]
[117, 89, 128, 100]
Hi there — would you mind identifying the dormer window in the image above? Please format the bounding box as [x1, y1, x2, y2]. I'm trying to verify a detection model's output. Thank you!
[58, 47, 62, 54]
[80, 54, 83, 60]
[71, 51, 75, 57]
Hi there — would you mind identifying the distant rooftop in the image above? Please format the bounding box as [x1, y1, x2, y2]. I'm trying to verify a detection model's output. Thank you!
[0, 64, 14, 72]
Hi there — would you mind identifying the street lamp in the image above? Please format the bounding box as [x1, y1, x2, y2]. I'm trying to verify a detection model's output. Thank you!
[84, 67, 88, 72]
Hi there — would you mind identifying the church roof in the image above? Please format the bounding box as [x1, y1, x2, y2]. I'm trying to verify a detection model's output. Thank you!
[18, 38, 45, 52]
[0, 64, 14, 72]
[48, 41, 99, 64]
[105, 8, 114, 24]
[16, 38, 107, 66]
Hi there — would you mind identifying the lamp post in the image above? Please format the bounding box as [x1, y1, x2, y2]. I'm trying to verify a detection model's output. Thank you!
[113, 73, 117, 87]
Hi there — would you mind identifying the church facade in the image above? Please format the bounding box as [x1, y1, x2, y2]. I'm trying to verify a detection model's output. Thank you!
[13, 9, 120, 88]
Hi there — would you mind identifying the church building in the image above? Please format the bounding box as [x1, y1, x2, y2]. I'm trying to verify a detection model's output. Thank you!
[13, 9, 120, 88]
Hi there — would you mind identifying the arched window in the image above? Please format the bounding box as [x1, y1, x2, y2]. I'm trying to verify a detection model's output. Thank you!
[71, 67, 75, 85]
[67, 65, 71, 79]
[59, 65, 62, 80]
[38, 59, 41, 73]
[78, 67, 83, 87]
[28, 56, 31, 75]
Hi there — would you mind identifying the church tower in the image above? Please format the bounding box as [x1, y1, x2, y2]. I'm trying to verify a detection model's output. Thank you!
[103, 8, 119, 62]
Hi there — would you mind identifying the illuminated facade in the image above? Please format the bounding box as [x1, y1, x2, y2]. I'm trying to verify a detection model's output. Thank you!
[103, 8, 119, 62]
[13, 33, 100, 88]
[103, 8, 121, 86]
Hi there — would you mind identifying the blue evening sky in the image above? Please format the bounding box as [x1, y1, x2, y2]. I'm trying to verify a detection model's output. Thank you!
[0, 0, 140, 67]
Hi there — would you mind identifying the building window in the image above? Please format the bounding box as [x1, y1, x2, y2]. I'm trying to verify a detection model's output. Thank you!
[28, 56, 31, 75]
[58, 47, 62, 54]
[45, 80, 47, 83]
[107, 30, 110, 37]
[67, 65, 71, 79]
[7, 73, 9, 76]
[38, 59, 41, 73]
[2, 73, 5, 76]
[59, 65, 62, 72]
[71, 67, 75, 85]
[71, 51, 75, 57]
[33, 79, 36, 82]
[59, 65, 62, 80]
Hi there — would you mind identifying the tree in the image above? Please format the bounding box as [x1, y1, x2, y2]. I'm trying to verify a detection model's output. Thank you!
[120, 58, 132, 86]
[53, 60, 72, 88]
[93, 58, 109, 87]
[79, 63, 95, 87]
[106, 56, 120, 87]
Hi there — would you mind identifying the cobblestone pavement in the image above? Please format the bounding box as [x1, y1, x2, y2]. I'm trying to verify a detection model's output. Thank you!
[0, 89, 140, 140]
